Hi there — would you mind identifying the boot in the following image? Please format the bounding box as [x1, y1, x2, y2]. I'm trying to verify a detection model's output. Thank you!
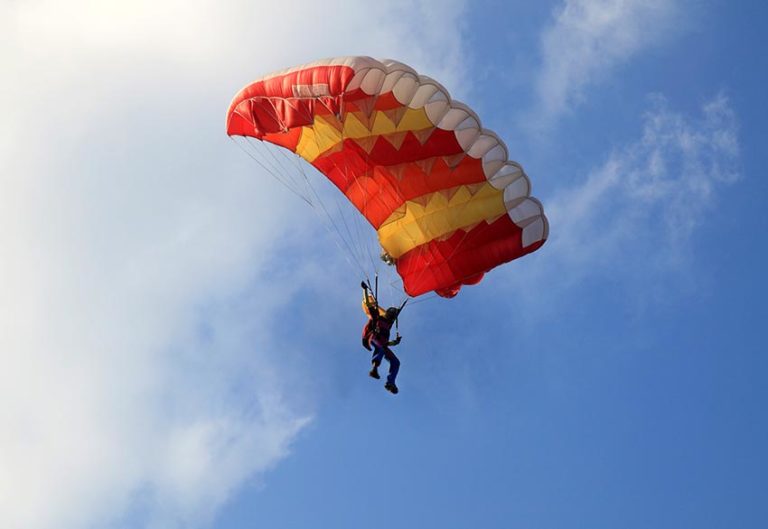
[369, 365, 380, 379]
[384, 382, 399, 394]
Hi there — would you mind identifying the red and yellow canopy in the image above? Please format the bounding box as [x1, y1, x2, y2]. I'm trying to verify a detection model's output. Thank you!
[227, 57, 548, 297]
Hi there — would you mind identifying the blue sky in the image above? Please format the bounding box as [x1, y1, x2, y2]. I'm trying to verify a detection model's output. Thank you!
[1, 1, 766, 528]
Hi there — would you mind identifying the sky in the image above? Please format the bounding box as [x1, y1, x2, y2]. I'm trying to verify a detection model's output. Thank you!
[1, 1, 766, 528]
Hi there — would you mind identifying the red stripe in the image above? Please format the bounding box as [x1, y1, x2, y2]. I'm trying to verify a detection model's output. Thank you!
[226, 65, 356, 137]
[396, 215, 545, 297]
[314, 133, 485, 228]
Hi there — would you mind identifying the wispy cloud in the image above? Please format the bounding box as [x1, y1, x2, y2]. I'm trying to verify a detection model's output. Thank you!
[519, 93, 740, 300]
[0, 1, 469, 528]
[532, 0, 680, 126]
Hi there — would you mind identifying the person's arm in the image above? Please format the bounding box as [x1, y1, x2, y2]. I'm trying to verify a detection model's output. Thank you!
[361, 281, 379, 319]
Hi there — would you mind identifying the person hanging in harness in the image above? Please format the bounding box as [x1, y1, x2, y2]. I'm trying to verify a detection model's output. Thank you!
[361, 281, 404, 395]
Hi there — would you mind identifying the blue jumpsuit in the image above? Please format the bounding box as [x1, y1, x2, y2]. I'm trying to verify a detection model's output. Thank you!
[367, 312, 400, 386]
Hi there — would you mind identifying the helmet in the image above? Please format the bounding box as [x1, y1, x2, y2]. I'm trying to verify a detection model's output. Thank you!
[385, 307, 399, 320]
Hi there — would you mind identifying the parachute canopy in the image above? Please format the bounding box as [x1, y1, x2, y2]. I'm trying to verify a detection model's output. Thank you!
[227, 57, 548, 297]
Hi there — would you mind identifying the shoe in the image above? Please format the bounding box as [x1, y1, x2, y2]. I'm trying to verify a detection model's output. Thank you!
[369, 366, 380, 379]
[384, 382, 399, 394]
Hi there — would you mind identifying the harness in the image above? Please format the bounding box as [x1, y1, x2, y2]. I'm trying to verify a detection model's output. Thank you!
[360, 277, 407, 350]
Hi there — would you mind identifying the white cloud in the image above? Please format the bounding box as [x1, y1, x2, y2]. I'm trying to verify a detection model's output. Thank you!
[519, 93, 740, 300]
[532, 0, 680, 126]
[0, 1, 468, 528]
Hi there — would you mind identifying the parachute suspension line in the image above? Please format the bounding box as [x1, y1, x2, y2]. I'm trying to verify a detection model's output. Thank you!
[292, 138, 371, 282]
[290, 142, 326, 200]
[405, 292, 439, 306]
[260, 98, 313, 196]
[302, 170, 370, 280]
[331, 180, 365, 274]
[332, 147, 378, 281]
[310, 119, 378, 288]
[246, 98, 309, 201]
[360, 147, 406, 303]
[354, 156, 380, 281]
[247, 138, 309, 201]
[239, 132, 367, 280]
[231, 136, 312, 205]
[275, 142, 307, 179]
[324, 150, 367, 276]
[347, 88, 412, 304]
[262, 138, 311, 198]
[371, 169, 398, 302]
[237, 137, 292, 192]
[355, 86, 394, 275]
[339, 115, 378, 283]
[343, 158, 378, 278]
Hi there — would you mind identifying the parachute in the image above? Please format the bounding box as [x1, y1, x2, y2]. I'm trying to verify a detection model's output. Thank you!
[226, 57, 548, 298]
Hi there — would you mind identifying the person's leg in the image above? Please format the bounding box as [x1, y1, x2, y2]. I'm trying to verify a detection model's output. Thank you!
[369, 343, 384, 379]
[383, 348, 400, 390]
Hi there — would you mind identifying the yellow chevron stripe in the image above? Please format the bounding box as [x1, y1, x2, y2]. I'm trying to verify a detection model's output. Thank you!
[295, 116, 343, 162]
[377, 183, 506, 258]
[395, 107, 434, 133]
[295, 107, 436, 162]
[341, 112, 371, 139]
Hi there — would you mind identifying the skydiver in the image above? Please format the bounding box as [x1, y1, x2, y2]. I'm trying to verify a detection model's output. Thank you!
[361, 281, 403, 395]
